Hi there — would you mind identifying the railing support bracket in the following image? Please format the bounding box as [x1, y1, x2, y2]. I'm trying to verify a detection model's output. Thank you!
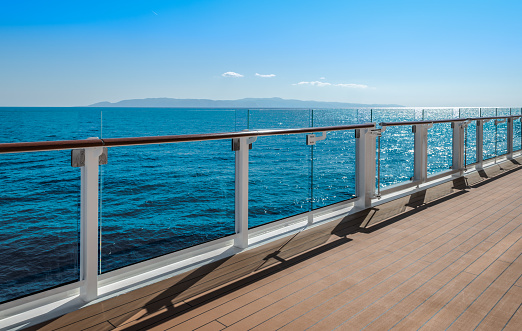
[306, 132, 327, 145]
[72, 147, 108, 167]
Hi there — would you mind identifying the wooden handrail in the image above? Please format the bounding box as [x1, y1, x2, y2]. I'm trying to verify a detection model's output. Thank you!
[0, 123, 375, 154]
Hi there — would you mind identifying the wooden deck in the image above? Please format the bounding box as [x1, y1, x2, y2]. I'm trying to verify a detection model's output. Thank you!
[26, 160, 522, 331]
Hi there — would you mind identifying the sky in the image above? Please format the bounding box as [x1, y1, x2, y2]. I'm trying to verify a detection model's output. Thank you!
[1, 0, 521, 107]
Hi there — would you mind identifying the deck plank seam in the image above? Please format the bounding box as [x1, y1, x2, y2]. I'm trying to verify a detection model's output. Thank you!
[106, 320, 117, 329]
[215, 319, 228, 328]
[167, 181, 503, 312]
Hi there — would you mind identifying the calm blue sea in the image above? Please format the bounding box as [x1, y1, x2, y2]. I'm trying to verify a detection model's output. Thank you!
[0, 107, 520, 302]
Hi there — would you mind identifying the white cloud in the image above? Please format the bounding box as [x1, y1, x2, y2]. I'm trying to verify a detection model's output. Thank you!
[293, 81, 332, 87]
[293, 81, 369, 88]
[222, 72, 244, 78]
[255, 73, 276, 78]
[319, 77, 326, 80]
[335, 83, 369, 89]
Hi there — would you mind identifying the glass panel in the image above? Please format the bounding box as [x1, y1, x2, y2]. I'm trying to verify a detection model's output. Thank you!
[481, 108, 497, 161]
[99, 109, 237, 273]
[0, 107, 99, 303]
[247, 109, 311, 130]
[0, 151, 80, 303]
[496, 108, 510, 156]
[358, 108, 372, 123]
[234, 109, 249, 131]
[100, 141, 235, 273]
[427, 123, 453, 175]
[370, 108, 416, 124]
[247, 109, 311, 228]
[422, 109, 453, 176]
[373, 109, 415, 189]
[459, 108, 480, 165]
[312, 109, 359, 126]
[0, 107, 101, 143]
[424, 108, 454, 120]
[379, 125, 414, 188]
[100, 108, 236, 137]
[497, 107, 511, 117]
[311, 109, 357, 209]
[513, 108, 522, 152]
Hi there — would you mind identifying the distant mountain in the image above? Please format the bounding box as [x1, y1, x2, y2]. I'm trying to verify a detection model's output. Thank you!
[88, 97, 402, 108]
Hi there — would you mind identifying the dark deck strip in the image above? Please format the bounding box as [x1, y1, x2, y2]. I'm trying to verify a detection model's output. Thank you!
[24, 157, 522, 331]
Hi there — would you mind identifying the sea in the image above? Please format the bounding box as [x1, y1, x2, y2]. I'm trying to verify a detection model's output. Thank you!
[0, 107, 520, 303]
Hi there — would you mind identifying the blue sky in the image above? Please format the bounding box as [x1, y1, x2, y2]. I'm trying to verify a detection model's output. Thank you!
[1, 0, 521, 107]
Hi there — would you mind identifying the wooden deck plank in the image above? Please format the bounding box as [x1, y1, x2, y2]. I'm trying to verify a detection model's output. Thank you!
[416, 260, 512, 330]
[219, 210, 500, 331]
[266, 244, 470, 329]
[345, 216, 522, 330]
[224, 250, 431, 330]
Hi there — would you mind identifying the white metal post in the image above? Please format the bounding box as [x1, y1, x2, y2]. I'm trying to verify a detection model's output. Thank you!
[507, 118, 514, 159]
[79, 145, 103, 302]
[234, 136, 255, 249]
[413, 124, 430, 183]
[355, 126, 377, 209]
[476, 120, 484, 168]
[451, 122, 466, 175]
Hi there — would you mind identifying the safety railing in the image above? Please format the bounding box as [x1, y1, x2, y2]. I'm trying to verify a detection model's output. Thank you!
[1, 112, 522, 328]
[0, 123, 374, 308]
[376, 115, 522, 196]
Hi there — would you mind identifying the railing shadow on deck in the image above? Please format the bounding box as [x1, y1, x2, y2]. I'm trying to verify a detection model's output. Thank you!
[109, 238, 356, 330]
[470, 162, 522, 188]
[110, 187, 477, 330]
